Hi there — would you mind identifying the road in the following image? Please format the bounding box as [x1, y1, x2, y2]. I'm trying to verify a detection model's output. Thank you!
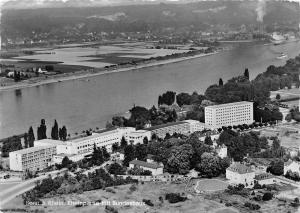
[0, 169, 67, 208]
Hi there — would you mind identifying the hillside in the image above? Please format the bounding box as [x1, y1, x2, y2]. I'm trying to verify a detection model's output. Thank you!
[1, 1, 299, 41]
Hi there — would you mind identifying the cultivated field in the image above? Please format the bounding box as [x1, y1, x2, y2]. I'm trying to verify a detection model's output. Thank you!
[3, 43, 189, 69]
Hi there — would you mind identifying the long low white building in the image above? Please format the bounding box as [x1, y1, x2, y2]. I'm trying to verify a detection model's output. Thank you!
[33, 127, 146, 165]
[9, 145, 57, 172]
[145, 120, 205, 139]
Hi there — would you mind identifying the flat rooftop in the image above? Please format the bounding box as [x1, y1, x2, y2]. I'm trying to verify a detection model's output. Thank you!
[205, 101, 253, 109]
[68, 129, 119, 144]
[10, 145, 56, 155]
[34, 139, 65, 146]
[145, 121, 187, 131]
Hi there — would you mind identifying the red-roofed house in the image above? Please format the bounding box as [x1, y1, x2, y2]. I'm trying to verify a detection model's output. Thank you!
[226, 162, 255, 187]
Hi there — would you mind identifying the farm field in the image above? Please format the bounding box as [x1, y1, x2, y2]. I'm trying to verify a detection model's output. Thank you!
[2, 43, 189, 69]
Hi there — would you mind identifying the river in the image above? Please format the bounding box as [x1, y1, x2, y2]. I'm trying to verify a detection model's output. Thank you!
[1, 42, 300, 138]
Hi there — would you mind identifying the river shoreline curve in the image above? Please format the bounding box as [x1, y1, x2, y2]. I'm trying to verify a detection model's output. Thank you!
[0, 51, 220, 92]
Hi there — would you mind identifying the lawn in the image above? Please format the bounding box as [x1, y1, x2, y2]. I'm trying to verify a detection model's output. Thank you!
[195, 179, 229, 193]
[2, 182, 231, 213]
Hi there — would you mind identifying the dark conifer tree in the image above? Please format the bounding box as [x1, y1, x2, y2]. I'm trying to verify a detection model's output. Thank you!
[219, 78, 223, 86]
[51, 120, 59, 140]
[37, 119, 47, 140]
[244, 68, 250, 80]
[24, 132, 29, 148]
[28, 126, 35, 147]
[61, 126, 67, 141]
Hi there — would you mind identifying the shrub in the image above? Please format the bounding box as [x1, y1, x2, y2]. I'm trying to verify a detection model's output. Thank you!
[142, 199, 154, 207]
[244, 202, 261, 210]
[165, 193, 187, 203]
[253, 195, 262, 201]
[262, 192, 273, 201]
[159, 196, 164, 203]
[105, 205, 118, 213]
[225, 203, 232, 207]
[105, 188, 116, 194]
[129, 184, 137, 192]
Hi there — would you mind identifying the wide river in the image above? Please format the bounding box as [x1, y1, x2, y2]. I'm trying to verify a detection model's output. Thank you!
[1, 42, 300, 138]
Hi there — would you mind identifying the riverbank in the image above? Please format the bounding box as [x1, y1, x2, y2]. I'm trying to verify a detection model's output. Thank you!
[0, 51, 220, 92]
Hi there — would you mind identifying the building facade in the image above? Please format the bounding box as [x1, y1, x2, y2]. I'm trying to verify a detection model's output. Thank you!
[254, 173, 276, 185]
[125, 130, 151, 144]
[145, 120, 203, 139]
[9, 145, 57, 172]
[129, 159, 164, 176]
[205, 101, 254, 129]
[226, 162, 255, 188]
[57, 127, 136, 157]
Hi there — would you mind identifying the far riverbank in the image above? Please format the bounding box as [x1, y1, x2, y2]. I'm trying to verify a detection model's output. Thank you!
[0, 51, 221, 92]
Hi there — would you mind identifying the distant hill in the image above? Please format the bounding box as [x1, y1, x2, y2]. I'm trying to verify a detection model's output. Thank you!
[1, 1, 299, 41]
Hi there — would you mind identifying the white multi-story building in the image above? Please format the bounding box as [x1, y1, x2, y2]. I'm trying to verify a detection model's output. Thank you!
[61, 127, 136, 156]
[9, 145, 57, 172]
[226, 162, 255, 188]
[125, 130, 151, 144]
[145, 120, 204, 139]
[205, 101, 254, 129]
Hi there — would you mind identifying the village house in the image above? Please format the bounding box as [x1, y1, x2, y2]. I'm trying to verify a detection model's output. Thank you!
[254, 173, 276, 186]
[226, 162, 255, 188]
[129, 159, 164, 176]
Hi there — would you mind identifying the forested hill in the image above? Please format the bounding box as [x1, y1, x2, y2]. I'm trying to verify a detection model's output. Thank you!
[1, 1, 299, 40]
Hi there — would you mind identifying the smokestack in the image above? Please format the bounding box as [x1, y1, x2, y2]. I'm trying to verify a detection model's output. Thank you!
[256, 0, 266, 23]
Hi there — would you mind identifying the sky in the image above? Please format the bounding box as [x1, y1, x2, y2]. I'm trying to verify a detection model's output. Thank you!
[0, 0, 299, 10]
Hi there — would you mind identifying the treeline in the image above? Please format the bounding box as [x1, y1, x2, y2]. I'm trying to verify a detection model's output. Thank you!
[217, 130, 269, 161]
[218, 129, 287, 161]
[1, 119, 68, 158]
[1, 136, 23, 157]
[108, 105, 177, 130]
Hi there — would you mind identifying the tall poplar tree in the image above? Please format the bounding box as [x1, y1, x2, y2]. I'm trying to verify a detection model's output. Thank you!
[28, 126, 35, 147]
[51, 120, 59, 140]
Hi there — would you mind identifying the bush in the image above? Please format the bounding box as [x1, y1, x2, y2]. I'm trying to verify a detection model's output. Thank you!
[165, 193, 187, 203]
[142, 199, 154, 207]
[262, 192, 273, 201]
[129, 184, 137, 192]
[105, 205, 118, 213]
[225, 203, 232, 207]
[244, 202, 261, 210]
[105, 188, 116, 194]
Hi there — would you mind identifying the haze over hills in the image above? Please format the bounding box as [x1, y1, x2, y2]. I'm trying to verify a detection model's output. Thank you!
[1, 0, 299, 43]
[2, 0, 200, 9]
